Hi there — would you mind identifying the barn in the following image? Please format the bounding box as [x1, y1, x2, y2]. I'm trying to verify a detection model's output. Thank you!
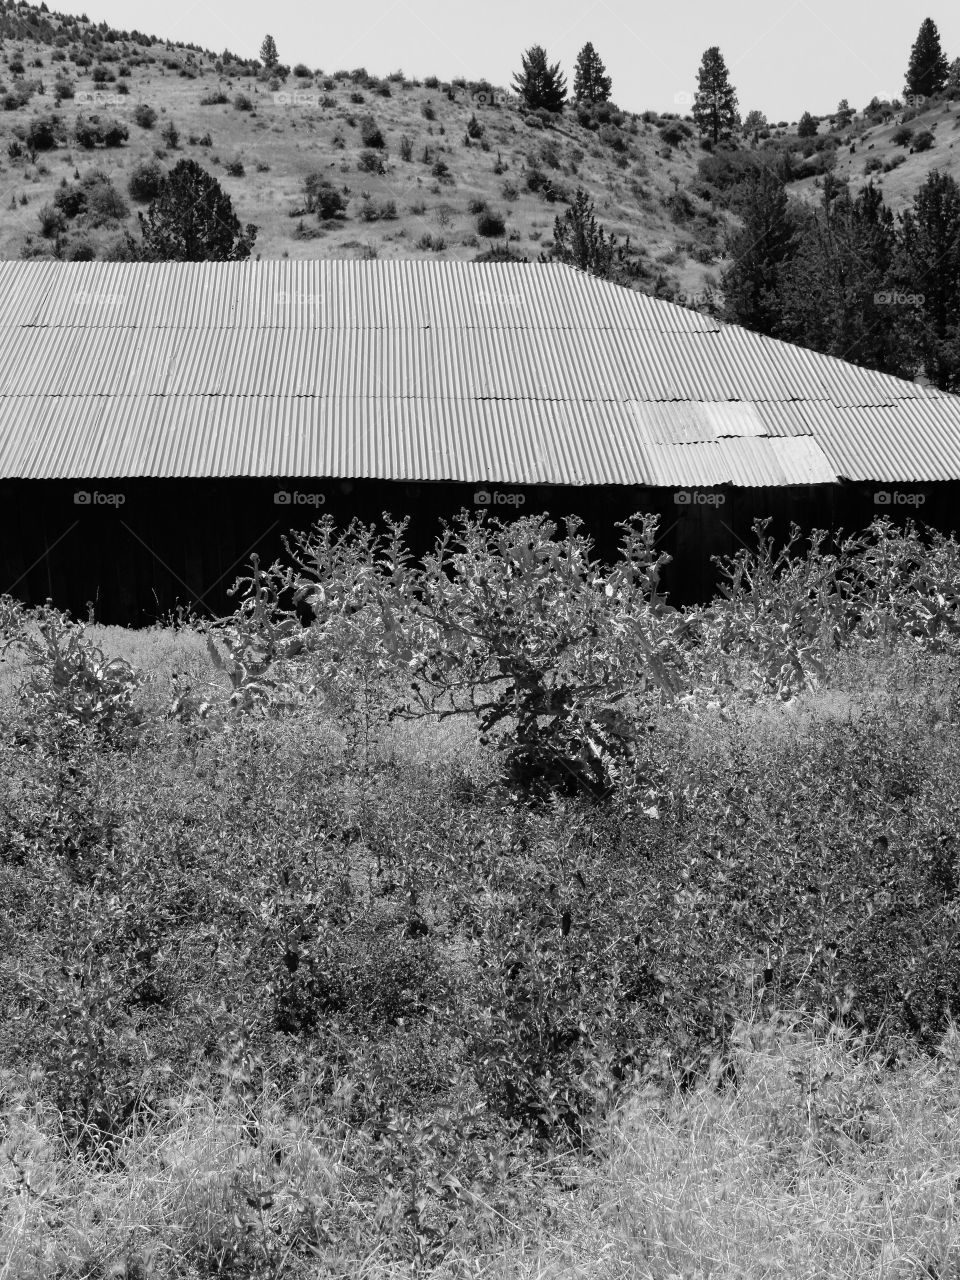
[1, 257, 959, 623]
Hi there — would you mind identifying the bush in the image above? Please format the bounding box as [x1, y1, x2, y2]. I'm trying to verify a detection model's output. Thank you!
[359, 114, 385, 148]
[416, 232, 446, 250]
[431, 158, 452, 182]
[891, 124, 914, 147]
[200, 89, 229, 105]
[349, 91, 365, 104]
[358, 150, 385, 174]
[303, 172, 347, 219]
[38, 203, 65, 236]
[233, 93, 253, 111]
[133, 101, 157, 127]
[293, 63, 311, 78]
[84, 175, 129, 226]
[399, 135, 413, 161]
[160, 120, 179, 148]
[477, 209, 506, 237]
[224, 157, 244, 177]
[913, 130, 935, 152]
[22, 112, 63, 152]
[421, 100, 436, 120]
[127, 158, 165, 202]
[53, 77, 74, 102]
[101, 118, 128, 147]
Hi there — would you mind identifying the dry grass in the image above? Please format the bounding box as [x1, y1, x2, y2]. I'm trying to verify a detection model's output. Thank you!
[4, 1011, 960, 1277]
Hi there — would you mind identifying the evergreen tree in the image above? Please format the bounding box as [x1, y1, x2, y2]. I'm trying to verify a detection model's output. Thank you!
[741, 109, 768, 137]
[779, 179, 906, 375]
[512, 45, 567, 113]
[546, 187, 627, 280]
[947, 57, 960, 96]
[720, 164, 797, 335]
[139, 159, 258, 261]
[692, 46, 739, 144]
[573, 42, 612, 105]
[905, 18, 948, 100]
[895, 169, 960, 389]
[797, 111, 818, 138]
[834, 98, 853, 128]
[260, 33, 279, 70]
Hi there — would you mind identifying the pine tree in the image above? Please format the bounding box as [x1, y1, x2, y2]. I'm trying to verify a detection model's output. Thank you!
[692, 46, 739, 144]
[905, 18, 948, 100]
[546, 187, 626, 280]
[721, 164, 797, 335]
[573, 42, 612, 105]
[895, 170, 960, 389]
[797, 111, 818, 138]
[834, 98, 853, 128]
[512, 45, 567, 114]
[139, 159, 258, 261]
[260, 33, 279, 70]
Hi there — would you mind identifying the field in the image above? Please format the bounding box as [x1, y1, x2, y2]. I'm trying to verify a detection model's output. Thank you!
[2, 511, 960, 1276]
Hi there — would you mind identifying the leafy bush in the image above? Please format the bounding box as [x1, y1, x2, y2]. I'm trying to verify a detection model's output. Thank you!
[133, 101, 156, 127]
[359, 114, 385, 148]
[233, 92, 253, 111]
[200, 89, 229, 105]
[477, 209, 506, 237]
[127, 158, 165, 202]
[224, 157, 244, 177]
[913, 129, 935, 152]
[159, 119, 179, 148]
[303, 172, 347, 219]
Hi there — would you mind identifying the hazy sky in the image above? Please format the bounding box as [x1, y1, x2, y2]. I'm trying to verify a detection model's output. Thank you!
[78, 0, 956, 122]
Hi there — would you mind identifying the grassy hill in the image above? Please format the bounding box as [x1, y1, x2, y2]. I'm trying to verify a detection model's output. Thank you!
[0, 2, 737, 302]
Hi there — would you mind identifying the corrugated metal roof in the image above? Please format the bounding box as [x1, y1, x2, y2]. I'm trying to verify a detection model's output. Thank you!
[0, 259, 958, 487]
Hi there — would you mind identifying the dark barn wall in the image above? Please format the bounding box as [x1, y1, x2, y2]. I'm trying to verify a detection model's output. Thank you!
[1, 477, 957, 624]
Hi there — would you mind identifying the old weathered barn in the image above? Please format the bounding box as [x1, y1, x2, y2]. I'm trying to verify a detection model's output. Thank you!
[1, 258, 959, 622]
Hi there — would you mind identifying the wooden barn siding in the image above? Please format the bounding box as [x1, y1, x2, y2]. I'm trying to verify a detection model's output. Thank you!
[0, 479, 957, 624]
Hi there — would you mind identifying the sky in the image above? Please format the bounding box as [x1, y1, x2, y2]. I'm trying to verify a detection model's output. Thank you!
[76, 0, 958, 123]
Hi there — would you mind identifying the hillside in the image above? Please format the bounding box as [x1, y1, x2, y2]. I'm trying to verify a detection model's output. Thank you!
[0, 3, 733, 302]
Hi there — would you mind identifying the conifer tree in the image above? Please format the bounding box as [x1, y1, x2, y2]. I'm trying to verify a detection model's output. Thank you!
[692, 46, 739, 144]
[139, 159, 257, 261]
[512, 45, 567, 113]
[260, 33, 279, 70]
[905, 18, 948, 99]
[573, 42, 612, 105]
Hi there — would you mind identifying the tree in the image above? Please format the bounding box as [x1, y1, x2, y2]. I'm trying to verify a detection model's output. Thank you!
[947, 57, 960, 96]
[260, 33, 279, 70]
[797, 111, 818, 138]
[834, 98, 853, 129]
[545, 187, 628, 280]
[895, 170, 960, 389]
[573, 42, 612, 105]
[692, 46, 739, 144]
[905, 18, 948, 100]
[512, 45, 567, 114]
[779, 178, 906, 375]
[741, 109, 768, 137]
[721, 164, 797, 336]
[138, 159, 257, 261]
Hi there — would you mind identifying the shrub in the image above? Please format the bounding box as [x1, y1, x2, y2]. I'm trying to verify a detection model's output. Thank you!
[200, 89, 229, 105]
[233, 92, 253, 111]
[101, 118, 128, 147]
[303, 172, 347, 219]
[399, 134, 413, 161]
[477, 209, 506, 237]
[84, 175, 129, 225]
[863, 155, 883, 174]
[293, 63, 311, 78]
[891, 124, 914, 147]
[432, 158, 452, 182]
[53, 77, 74, 102]
[358, 150, 385, 174]
[224, 157, 244, 177]
[913, 129, 935, 152]
[416, 232, 446, 250]
[127, 158, 165, 202]
[160, 119, 179, 148]
[38, 203, 65, 236]
[359, 114, 385, 148]
[133, 101, 157, 127]
[22, 112, 63, 152]
[501, 181, 519, 201]
[466, 113, 483, 139]
[421, 100, 436, 120]
[349, 91, 365, 104]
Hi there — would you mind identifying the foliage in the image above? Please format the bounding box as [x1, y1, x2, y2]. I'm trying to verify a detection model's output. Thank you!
[693, 45, 739, 144]
[797, 110, 818, 138]
[512, 44, 567, 114]
[572, 41, 612, 106]
[545, 186, 630, 283]
[138, 158, 257, 260]
[905, 17, 948, 100]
